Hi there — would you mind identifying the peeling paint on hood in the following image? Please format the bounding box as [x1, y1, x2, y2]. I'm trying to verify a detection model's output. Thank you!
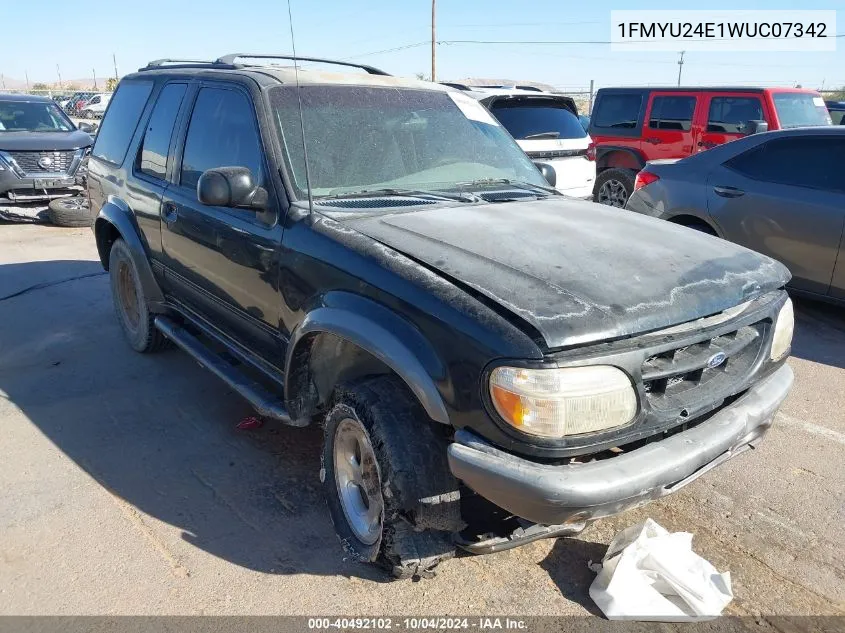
[341, 198, 791, 349]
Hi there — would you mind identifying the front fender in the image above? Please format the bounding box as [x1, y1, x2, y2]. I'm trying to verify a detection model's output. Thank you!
[94, 200, 166, 313]
[285, 294, 451, 425]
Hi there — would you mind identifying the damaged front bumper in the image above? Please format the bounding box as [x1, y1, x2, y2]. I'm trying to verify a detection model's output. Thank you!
[447, 364, 793, 527]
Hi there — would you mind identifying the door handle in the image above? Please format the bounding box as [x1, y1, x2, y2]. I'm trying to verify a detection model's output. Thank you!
[713, 185, 745, 198]
[645, 137, 663, 144]
[162, 202, 178, 224]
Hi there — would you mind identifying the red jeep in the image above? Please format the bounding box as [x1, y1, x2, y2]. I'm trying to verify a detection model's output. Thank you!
[588, 87, 832, 206]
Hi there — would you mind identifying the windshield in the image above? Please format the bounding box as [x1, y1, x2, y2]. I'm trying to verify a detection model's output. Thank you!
[773, 93, 832, 128]
[0, 100, 75, 132]
[488, 99, 586, 140]
[269, 85, 548, 199]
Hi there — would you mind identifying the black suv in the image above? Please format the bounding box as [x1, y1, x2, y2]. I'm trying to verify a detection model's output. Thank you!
[88, 54, 795, 579]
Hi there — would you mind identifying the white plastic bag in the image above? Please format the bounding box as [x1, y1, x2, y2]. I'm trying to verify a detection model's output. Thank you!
[589, 518, 733, 621]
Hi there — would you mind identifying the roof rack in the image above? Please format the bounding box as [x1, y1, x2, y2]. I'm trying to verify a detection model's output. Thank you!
[439, 82, 472, 91]
[143, 58, 221, 68]
[215, 53, 390, 76]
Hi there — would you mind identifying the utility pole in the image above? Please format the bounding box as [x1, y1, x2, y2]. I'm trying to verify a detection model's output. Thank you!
[1, 74, 5, 90]
[57, 64, 63, 89]
[431, 0, 436, 81]
[25, 71, 30, 90]
[93, 68, 98, 90]
[113, 53, 119, 82]
[677, 51, 685, 86]
[588, 79, 595, 114]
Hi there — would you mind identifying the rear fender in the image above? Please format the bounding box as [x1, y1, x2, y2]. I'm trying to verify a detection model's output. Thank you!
[94, 199, 166, 313]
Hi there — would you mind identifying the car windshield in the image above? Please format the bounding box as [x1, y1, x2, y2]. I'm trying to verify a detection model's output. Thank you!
[0, 100, 74, 132]
[269, 85, 548, 199]
[773, 93, 832, 128]
[488, 99, 587, 140]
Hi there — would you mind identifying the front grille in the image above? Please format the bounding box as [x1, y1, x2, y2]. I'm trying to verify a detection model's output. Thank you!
[641, 321, 766, 412]
[525, 149, 586, 159]
[6, 150, 76, 175]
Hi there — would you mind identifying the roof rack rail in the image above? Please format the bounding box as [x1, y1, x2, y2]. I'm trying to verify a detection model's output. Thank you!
[143, 58, 221, 69]
[214, 53, 390, 76]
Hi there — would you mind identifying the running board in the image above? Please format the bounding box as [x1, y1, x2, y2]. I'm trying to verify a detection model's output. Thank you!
[154, 316, 300, 426]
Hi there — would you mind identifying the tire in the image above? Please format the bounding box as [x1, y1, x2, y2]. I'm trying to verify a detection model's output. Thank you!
[678, 221, 717, 236]
[594, 168, 637, 208]
[47, 196, 91, 228]
[108, 238, 169, 353]
[321, 376, 461, 579]
[81, 109, 94, 120]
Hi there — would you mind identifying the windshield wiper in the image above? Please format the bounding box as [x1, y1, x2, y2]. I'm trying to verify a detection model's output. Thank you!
[455, 178, 558, 196]
[522, 131, 560, 140]
[321, 187, 476, 202]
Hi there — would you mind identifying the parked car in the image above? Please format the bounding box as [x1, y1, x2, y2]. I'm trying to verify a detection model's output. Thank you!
[79, 93, 112, 120]
[826, 100, 845, 125]
[589, 86, 833, 207]
[63, 91, 96, 115]
[465, 87, 596, 198]
[0, 93, 94, 211]
[627, 127, 845, 303]
[89, 55, 794, 579]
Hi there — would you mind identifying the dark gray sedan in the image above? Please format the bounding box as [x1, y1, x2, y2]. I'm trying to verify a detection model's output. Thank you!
[626, 127, 845, 303]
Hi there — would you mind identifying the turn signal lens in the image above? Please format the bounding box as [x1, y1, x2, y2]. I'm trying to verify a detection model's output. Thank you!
[770, 298, 794, 361]
[489, 365, 637, 438]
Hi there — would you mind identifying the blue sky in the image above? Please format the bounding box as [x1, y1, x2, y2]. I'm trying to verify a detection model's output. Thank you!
[3, 0, 843, 90]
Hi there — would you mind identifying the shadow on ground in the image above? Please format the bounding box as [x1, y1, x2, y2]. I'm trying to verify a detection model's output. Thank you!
[790, 296, 845, 371]
[0, 259, 386, 583]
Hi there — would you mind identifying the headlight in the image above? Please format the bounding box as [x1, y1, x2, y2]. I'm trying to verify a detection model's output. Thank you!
[489, 365, 637, 438]
[770, 297, 794, 360]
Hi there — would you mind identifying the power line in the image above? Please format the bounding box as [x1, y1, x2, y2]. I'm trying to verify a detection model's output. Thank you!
[346, 41, 429, 59]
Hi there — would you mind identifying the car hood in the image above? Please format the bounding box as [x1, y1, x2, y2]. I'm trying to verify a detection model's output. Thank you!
[0, 130, 93, 151]
[340, 198, 790, 349]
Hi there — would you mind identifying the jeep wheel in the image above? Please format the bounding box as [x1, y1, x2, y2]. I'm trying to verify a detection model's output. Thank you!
[47, 196, 91, 228]
[594, 168, 636, 208]
[321, 376, 460, 579]
[81, 109, 94, 120]
[108, 238, 169, 353]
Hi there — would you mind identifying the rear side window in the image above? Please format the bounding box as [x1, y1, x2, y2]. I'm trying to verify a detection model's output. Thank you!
[138, 83, 187, 180]
[707, 97, 764, 133]
[489, 99, 586, 140]
[726, 136, 845, 192]
[92, 81, 153, 165]
[772, 93, 832, 128]
[180, 87, 264, 190]
[648, 96, 696, 131]
[592, 94, 642, 129]
[830, 109, 845, 125]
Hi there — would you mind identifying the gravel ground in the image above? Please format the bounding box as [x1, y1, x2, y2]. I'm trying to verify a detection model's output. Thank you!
[0, 224, 843, 619]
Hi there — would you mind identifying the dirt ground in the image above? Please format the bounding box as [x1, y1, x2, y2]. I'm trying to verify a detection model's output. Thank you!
[0, 223, 843, 618]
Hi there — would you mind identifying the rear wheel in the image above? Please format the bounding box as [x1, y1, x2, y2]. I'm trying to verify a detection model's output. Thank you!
[594, 168, 636, 208]
[321, 376, 461, 579]
[108, 238, 169, 353]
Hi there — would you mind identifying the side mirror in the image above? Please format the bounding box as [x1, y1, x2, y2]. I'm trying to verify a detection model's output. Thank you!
[77, 121, 97, 134]
[534, 162, 556, 187]
[745, 120, 768, 135]
[197, 167, 268, 210]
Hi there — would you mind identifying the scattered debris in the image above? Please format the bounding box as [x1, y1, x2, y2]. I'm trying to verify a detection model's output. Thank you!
[589, 518, 733, 621]
[236, 416, 264, 430]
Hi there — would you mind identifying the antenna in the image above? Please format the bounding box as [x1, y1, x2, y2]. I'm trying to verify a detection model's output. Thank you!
[286, 0, 314, 215]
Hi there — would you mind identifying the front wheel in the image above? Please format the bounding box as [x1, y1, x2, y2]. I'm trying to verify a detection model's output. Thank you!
[594, 168, 636, 208]
[321, 377, 461, 579]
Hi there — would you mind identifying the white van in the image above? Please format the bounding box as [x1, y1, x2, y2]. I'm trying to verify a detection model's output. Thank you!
[465, 87, 596, 199]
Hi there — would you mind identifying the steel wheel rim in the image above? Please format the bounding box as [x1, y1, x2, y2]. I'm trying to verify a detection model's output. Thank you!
[117, 261, 140, 329]
[597, 179, 628, 207]
[59, 197, 88, 210]
[333, 418, 383, 545]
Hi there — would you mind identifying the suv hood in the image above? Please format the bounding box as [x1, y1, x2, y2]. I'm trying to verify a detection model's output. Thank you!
[0, 130, 93, 151]
[342, 199, 790, 349]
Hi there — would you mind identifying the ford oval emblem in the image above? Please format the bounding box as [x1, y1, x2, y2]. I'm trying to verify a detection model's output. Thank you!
[706, 351, 727, 369]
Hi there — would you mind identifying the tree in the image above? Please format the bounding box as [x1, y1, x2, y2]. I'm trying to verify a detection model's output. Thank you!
[32, 82, 49, 91]
[65, 83, 79, 91]
[415, 72, 430, 81]
[106, 77, 118, 92]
